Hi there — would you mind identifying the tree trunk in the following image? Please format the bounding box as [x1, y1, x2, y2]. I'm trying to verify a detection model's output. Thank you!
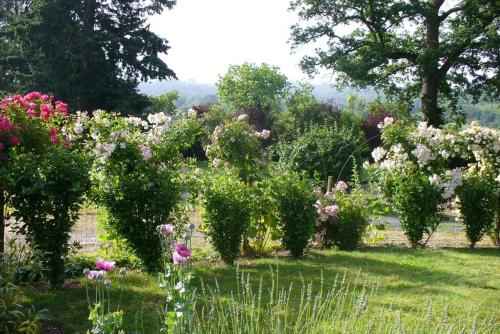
[421, 4, 442, 127]
[0, 188, 4, 253]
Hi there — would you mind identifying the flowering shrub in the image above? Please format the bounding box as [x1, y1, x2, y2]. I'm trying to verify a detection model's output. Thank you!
[272, 170, 317, 257]
[0, 93, 90, 284]
[456, 170, 498, 248]
[157, 223, 194, 333]
[205, 115, 269, 182]
[201, 170, 253, 265]
[369, 119, 500, 247]
[83, 259, 126, 334]
[85, 111, 199, 271]
[314, 182, 369, 250]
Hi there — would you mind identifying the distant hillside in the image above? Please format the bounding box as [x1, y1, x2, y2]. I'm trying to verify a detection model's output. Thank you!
[139, 81, 498, 128]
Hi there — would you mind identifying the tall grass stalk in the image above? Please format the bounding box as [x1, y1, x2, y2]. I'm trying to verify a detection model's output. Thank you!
[189, 266, 497, 334]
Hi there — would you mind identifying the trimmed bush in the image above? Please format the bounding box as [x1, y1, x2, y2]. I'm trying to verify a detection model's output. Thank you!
[273, 171, 317, 258]
[202, 171, 252, 265]
[456, 171, 498, 248]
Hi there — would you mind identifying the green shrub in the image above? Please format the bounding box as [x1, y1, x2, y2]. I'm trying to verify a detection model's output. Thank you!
[278, 124, 366, 183]
[330, 191, 369, 250]
[202, 170, 253, 265]
[385, 171, 443, 248]
[456, 171, 498, 248]
[7, 147, 90, 285]
[272, 171, 317, 257]
[0, 239, 46, 285]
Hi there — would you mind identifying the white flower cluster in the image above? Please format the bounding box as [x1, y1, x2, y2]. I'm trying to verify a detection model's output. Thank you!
[146, 112, 172, 144]
[428, 168, 463, 199]
[411, 143, 434, 167]
[377, 117, 394, 129]
[95, 142, 116, 164]
[126, 116, 149, 129]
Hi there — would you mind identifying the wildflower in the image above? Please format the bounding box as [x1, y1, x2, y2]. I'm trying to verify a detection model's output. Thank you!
[335, 181, 348, 193]
[96, 259, 115, 272]
[159, 224, 175, 237]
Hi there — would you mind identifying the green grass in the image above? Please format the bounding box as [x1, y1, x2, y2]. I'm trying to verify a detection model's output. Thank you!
[23, 247, 500, 333]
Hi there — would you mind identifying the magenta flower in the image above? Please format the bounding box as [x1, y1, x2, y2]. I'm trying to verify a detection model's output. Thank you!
[159, 224, 175, 237]
[173, 244, 192, 265]
[96, 258, 115, 272]
[10, 136, 20, 146]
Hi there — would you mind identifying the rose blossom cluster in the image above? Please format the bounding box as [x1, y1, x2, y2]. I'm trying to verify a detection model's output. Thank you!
[0, 92, 69, 151]
[370, 119, 500, 200]
[254, 129, 271, 140]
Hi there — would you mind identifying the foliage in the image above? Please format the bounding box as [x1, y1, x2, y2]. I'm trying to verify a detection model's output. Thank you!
[386, 170, 444, 248]
[273, 84, 341, 142]
[0, 283, 50, 334]
[0, 239, 46, 285]
[272, 170, 317, 257]
[278, 124, 366, 183]
[456, 170, 498, 248]
[0, 0, 176, 114]
[145, 91, 180, 117]
[362, 110, 394, 154]
[290, 0, 499, 125]
[206, 116, 268, 182]
[7, 146, 90, 285]
[201, 170, 253, 265]
[86, 111, 198, 272]
[217, 63, 289, 130]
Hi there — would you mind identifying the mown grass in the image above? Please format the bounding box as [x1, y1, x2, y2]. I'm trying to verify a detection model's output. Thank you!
[23, 247, 500, 333]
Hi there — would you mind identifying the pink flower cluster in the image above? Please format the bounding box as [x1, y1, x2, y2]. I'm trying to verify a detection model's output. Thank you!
[1, 91, 68, 119]
[0, 115, 18, 150]
[173, 244, 192, 265]
[255, 129, 271, 140]
[314, 201, 339, 223]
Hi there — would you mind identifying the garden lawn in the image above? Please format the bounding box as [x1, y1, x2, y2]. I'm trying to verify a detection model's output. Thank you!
[23, 247, 500, 333]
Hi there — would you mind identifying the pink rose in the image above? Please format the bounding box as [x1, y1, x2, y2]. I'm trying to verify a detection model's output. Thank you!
[260, 129, 271, 140]
[50, 127, 58, 143]
[10, 136, 20, 146]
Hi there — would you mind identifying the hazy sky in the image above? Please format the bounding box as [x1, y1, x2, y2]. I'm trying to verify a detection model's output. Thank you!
[149, 0, 329, 84]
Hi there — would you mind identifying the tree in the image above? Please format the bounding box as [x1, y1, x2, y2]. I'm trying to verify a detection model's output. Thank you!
[290, 0, 499, 126]
[0, 0, 177, 114]
[217, 63, 289, 129]
[145, 91, 179, 117]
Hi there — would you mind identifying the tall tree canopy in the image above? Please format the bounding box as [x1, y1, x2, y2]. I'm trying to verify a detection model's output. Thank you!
[217, 63, 289, 130]
[290, 0, 499, 126]
[0, 0, 177, 114]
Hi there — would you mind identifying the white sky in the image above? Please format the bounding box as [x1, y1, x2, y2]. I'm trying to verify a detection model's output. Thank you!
[148, 0, 330, 84]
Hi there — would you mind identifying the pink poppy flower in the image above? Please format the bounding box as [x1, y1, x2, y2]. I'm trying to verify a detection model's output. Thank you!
[173, 244, 192, 265]
[96, 258, 115, 272]
[159, 224, 175, 237]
